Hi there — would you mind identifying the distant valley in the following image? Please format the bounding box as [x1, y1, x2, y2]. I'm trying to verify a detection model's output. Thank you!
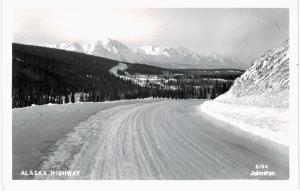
[12, 43, 243, 108]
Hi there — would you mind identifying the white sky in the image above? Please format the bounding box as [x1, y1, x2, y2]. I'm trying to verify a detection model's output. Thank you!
[14, 8, 289, 63]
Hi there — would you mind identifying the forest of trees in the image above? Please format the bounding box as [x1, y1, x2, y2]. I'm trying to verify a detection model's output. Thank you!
[12, 43, 241, 108]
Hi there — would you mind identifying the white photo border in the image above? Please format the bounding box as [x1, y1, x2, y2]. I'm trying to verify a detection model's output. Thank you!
[1, 0, 299, 191]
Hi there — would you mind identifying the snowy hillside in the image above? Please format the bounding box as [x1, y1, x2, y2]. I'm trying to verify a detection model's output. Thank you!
[40, 38, 246, 69]
[200, 40, 289, 145]
[216, 39, 289, 108]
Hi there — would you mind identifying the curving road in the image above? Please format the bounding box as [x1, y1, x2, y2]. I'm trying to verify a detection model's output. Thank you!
[37, 100, 288, 180]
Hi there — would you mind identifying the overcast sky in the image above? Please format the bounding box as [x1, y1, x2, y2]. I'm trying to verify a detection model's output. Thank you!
[14, 8, 289, 63]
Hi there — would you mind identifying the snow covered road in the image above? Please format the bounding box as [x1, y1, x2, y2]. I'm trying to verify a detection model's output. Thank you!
[21, 100, 288, 179]
[21, 99, 288, 180]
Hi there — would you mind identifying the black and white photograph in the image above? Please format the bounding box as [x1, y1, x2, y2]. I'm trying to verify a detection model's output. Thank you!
[1, 0, 299, 190]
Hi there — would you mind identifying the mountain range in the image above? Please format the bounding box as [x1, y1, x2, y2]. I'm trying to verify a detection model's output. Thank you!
[41, 38, 247, 69]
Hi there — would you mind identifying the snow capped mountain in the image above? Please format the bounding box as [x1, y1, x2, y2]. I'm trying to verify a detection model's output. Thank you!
[83, 39, 137, 63]
[216, 40, 289, 108]
[134, 45, 246, 69]
[134, 45, 171, 57]
[41, 42, 84, 53]
[134, 45, 208, 68]
[41, 38, 246, 69]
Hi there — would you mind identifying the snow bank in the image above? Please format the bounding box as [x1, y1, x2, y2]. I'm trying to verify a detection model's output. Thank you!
[198, 101, 288, 145]
[199, 40, 289, 146]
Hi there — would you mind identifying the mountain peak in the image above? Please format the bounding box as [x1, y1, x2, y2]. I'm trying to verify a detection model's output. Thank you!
[135, 45, 171, 57]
